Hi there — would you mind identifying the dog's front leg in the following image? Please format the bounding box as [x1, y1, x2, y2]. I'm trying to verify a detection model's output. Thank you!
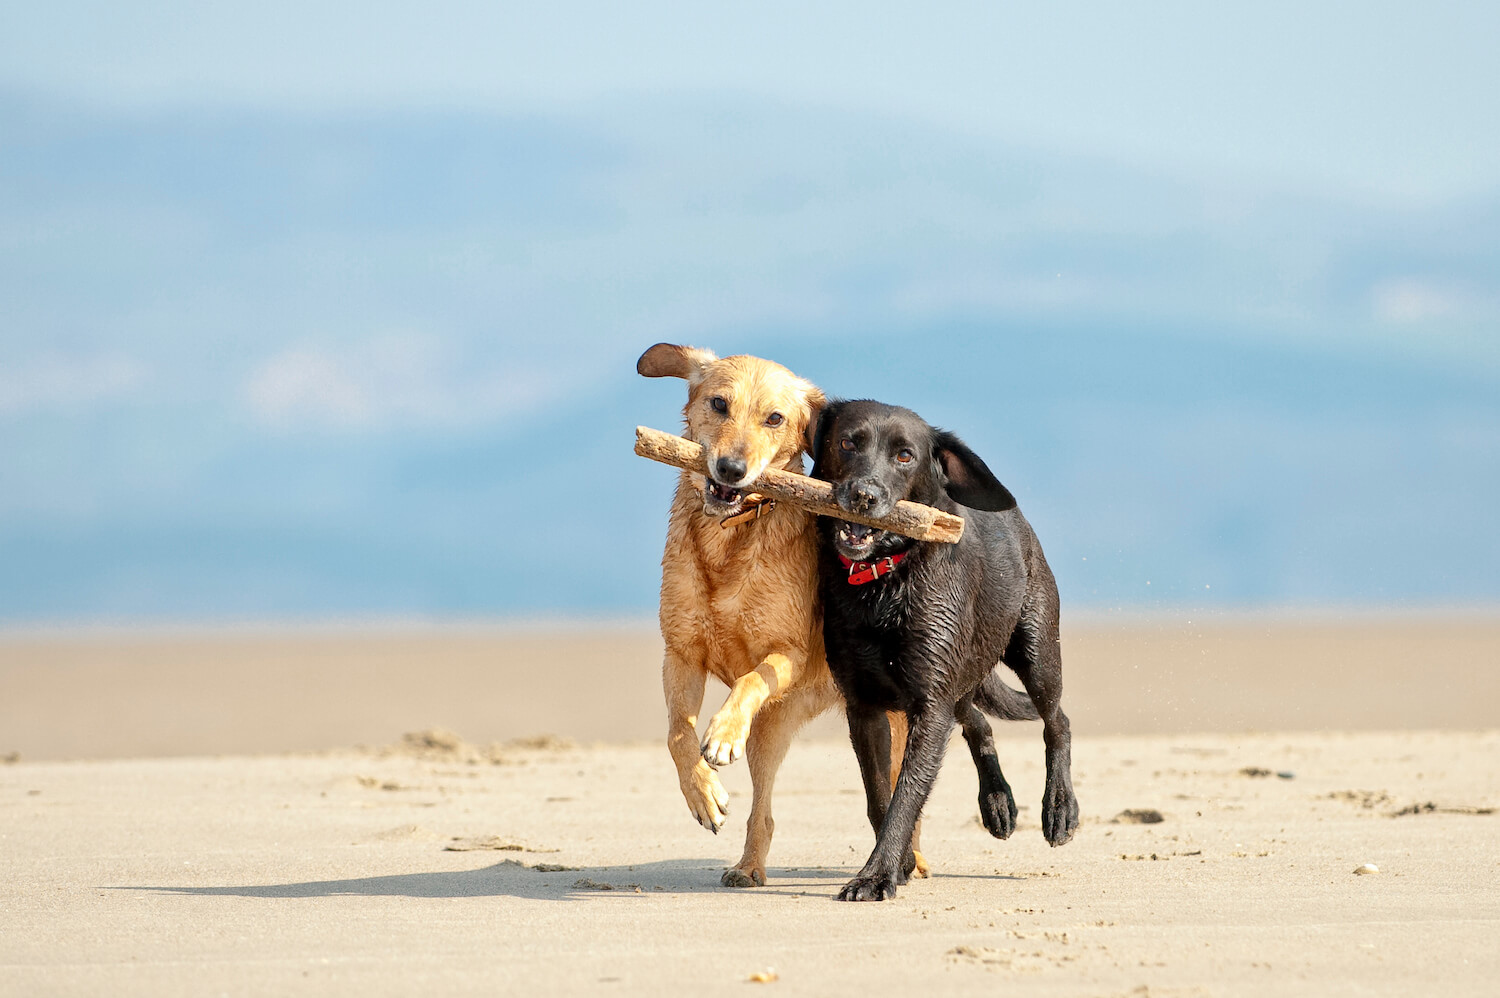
[701, 652, 795, 768]
[722, 684, 831, 888]
[665, 649, 729, 833]
[846, 703, 894, 838]
[839, 708, 954, 902]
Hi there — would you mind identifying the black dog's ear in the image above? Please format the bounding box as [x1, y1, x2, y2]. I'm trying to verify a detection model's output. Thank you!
[808, 400, 846, 479]
[800, 385, 827, 457]
[934, 430, 1016, 512]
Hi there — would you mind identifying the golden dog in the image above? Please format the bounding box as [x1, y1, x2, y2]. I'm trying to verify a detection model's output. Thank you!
[637, 343, 922, 887]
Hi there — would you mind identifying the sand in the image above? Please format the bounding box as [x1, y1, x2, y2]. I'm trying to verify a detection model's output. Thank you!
[4, 730, 1497, 996]
[3, 618, 1498, 995]
[3, 615, 1498, 759]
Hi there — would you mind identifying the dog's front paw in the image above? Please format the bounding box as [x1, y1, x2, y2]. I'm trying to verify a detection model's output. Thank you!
[897, 850, 920, 885]
[837, 870, 899, 902]
[979, 781, 1019, 839]
[681, 761, 730, 833]
[700, 707, 751, 768]
[910, 850, 931, 879]
[721, 865, 766, 888]
[1041, 776, 1079, 846]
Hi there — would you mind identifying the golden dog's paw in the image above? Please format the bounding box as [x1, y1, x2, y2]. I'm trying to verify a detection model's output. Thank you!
[700, 707, 751, 768]
[720, 866, 766, 888]
[910, 850, 931, 879]
[681, 761, 730, 833]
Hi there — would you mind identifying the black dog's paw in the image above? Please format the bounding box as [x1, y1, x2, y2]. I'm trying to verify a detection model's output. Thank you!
[837, 871, 899, 902]
[978, 782, 1019, 839]
[898, 850, 918, 884]
[1041, 777, 1079, 846]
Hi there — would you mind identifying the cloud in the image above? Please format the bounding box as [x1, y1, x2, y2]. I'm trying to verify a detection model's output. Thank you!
[241, 334, 556, 431]
[0, 353, 149, 414]
[1370, 278, 1490, 325]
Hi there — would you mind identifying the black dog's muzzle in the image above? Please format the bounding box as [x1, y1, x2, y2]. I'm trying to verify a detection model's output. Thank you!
[837, 481, 891, 517]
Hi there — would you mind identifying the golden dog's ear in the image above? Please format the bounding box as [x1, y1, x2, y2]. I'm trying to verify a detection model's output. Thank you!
[801, 384, 828, 456]
[636, 343, 717, 385]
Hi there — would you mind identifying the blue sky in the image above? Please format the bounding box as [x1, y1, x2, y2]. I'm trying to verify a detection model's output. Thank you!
[1, 3, 1497, 620]
[5, 2, 1498, 200]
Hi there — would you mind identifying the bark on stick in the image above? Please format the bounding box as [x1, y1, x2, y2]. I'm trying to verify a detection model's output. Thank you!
[634, 425, 965, 544]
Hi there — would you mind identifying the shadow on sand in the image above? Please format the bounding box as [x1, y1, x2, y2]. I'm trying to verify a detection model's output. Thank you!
[116, 860, 1029, 901]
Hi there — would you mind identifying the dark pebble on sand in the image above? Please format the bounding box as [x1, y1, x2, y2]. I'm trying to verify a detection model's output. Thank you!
[1112, 808, 1164, 824]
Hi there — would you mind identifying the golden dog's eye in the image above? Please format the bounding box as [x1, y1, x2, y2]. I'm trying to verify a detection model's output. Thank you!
[765, 412, 784, 427]
[840, 438, 855, 452]
[896, 449, 914, 464]
[710, 396, 728, 414]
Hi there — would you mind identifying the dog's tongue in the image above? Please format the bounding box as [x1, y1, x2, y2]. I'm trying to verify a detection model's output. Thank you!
[843, 521, 876, 540]
[709, 481, 741, 502]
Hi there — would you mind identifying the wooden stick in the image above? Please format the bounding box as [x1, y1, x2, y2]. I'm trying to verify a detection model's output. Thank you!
[634, 425, 965, 544]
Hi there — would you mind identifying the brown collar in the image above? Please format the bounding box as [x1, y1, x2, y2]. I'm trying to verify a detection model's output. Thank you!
[719, 494, 777, 529]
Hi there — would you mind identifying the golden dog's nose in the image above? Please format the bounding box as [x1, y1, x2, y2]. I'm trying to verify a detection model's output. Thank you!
[714, 456, 747, 483]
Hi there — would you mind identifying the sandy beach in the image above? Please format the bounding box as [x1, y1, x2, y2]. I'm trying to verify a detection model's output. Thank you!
[3, 617, 1498, 996]
[4, 615, 1497, 759]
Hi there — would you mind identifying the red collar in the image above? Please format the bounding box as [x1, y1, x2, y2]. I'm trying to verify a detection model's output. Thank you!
[838, 551, 909, 585]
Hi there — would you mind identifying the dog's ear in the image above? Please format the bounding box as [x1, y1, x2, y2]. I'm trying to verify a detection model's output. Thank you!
[636, 343, 717, 385]
[934, 429, 1016, 512]
[808, 400, 845, 479]
[800, 384, 828, 456]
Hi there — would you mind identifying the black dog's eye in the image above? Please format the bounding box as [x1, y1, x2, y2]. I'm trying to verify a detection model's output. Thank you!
[710, 396, 728, 414]
[840, 438, 855, 452]
[895, 448, 914, 464]
[766, 412, 784, 427]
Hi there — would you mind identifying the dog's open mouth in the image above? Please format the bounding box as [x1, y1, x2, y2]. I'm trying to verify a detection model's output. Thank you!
[835, 520, 881, 559]
[703, 479, 745, 513]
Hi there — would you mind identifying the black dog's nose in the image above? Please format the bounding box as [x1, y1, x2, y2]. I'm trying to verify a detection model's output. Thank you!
[715, 456, 747, 483]
[851, 484, 883, 513]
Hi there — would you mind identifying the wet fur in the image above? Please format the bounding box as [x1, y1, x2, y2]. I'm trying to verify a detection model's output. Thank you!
[639, 346, 927, 887]
[811, 399, 1079, 902]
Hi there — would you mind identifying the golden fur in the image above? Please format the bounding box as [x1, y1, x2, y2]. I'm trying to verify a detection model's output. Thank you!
[639, 343, 924, 887]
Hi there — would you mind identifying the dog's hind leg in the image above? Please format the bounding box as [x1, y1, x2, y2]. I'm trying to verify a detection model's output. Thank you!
[723, 685, 827, 888]
[886, 711, 929, 877]
[955, 696, 1018, 839]
[1004, 610, 1079, 846]
[664, 649, 730, 834]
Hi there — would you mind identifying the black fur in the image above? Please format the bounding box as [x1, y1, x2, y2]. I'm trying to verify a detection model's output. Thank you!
[811, 400, 1078, 902]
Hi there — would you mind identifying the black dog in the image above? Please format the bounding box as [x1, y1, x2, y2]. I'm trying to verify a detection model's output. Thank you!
[812, 399, 1078, 901]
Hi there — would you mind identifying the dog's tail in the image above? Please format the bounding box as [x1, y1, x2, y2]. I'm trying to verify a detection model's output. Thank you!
[975, 671, 1041, 721]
